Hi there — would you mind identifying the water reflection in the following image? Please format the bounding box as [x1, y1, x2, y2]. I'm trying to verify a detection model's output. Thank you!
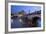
[37, 17, 41, 27]
[11, 16, 41, 28]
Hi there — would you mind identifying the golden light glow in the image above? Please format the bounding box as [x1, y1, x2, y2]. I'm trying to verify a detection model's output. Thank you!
[18, 14, 24, 17]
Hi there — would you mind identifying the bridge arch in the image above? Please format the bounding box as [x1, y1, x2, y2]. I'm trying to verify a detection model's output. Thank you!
[32, 16, 41, 27]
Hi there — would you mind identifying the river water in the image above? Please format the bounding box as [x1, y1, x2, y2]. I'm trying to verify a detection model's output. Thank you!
[11, 16, 41, 28]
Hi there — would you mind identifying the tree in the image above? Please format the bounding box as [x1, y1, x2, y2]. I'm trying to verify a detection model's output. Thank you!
[18, 10, 25, 15]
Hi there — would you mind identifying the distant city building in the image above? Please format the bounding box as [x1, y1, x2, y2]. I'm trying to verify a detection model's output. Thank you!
[11, 10, 41, 19]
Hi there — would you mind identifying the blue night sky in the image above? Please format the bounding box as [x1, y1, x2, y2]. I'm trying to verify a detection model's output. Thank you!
[11, 5, 41, 14]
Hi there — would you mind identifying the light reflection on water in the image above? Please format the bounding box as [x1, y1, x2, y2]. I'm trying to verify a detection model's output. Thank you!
[37, 18, 41, 27]
[11, 17, 41, 28]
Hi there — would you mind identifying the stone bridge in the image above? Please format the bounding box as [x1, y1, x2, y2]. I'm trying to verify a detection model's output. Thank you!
[11, 14, 41, 27]
[27, 14, 41, 19]
[11, 14, 41, 21]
